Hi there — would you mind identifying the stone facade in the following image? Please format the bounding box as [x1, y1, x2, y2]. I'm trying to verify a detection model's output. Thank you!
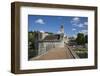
[35, 25, 68, 55]
[38, 40, 64, 55]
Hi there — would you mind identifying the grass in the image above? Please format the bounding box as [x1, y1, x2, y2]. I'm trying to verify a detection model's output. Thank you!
[73, 48, 87, 51]
[73, 48, 88, 58]
[76, 52, 88, 58]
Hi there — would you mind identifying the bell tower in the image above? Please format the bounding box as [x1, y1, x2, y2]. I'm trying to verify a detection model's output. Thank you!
[60, 25, 64, 34]
[60, 25, 64, 40]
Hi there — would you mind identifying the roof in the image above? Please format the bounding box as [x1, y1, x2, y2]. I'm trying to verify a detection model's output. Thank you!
[43, 34, 60, 41]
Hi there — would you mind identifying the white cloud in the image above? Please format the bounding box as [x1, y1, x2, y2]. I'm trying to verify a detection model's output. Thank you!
[71, 17, 81, 27]
[40, 30, 44, 33]
[81, 30, 87, 33]
[32, 29, 34, 32]
[72, 23, 84, 28]
[72, 17, 80, 22]
[77, 23, 84, 27]
[84, 22, 88, 25]
[71, 17, 88, 28]
[71, 17, 80, 24]
[57, 31, 61, 34]
[35, 18, 45, 24]
[72, 28, 76, 31]
[79, 29, 88, 35]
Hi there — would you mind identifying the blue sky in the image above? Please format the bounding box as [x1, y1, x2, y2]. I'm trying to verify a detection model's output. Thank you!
[28, 15, 88, 37]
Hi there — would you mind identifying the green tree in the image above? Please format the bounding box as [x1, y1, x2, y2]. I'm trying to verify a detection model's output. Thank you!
[85, 35, 88, 43]
[28, 32, 35, 49]
[76, 33, 85, 45]
[28, 31, 38, 59]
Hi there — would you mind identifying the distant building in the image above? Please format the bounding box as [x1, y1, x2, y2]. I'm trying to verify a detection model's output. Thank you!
[35, 25, 68, 55]
[64, 36, 68, 44]
[68, 37, 77, 45]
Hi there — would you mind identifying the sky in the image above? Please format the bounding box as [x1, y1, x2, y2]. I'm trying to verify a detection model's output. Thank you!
[28, 15, 88, 37]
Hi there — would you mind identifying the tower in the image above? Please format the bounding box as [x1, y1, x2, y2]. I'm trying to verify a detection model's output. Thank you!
[60, 25, 64, 40]
[60, 25, 64, 34]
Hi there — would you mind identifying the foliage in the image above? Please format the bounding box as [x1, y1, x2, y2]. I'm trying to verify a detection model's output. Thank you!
[76, 33, 86, 45]
[76, 52, 88, 58]
[28, 31, 38, 59]
[85, 35, 88, 43]
[73, 48, 88, 58]
[74, 48, 87, 51]
[28, 32, 36, 49]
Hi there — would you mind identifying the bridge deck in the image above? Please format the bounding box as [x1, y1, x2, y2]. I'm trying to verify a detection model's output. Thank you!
[30, 45, 78, 60]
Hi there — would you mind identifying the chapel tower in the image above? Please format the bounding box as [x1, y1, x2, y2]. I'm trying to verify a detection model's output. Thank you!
[60, 25, 64, 40]
[60, 25, 64, 34]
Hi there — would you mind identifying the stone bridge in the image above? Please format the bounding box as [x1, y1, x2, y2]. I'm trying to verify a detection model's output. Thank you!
[30, 44, 79, 60]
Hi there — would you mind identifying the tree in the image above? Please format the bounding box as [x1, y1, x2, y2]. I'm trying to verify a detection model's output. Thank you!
[28, 32, 35, 49]
[28, 31, 38, 59]
[76, 33, 85, 45]
[85, 35, 88, 43]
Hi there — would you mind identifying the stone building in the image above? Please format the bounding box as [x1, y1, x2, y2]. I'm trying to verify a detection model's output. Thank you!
[35, 25, 68, 55]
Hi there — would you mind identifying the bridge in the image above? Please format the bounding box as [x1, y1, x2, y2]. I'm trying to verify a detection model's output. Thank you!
[30, 44, 79, 60]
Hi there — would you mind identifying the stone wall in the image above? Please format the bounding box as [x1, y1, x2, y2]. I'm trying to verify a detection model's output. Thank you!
[38, 41, 64, 55]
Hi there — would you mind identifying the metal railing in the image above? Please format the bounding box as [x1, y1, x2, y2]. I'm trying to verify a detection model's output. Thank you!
[66, 45, 79, 59]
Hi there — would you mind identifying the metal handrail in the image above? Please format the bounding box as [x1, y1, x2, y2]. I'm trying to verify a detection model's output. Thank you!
[66, 45, 79, 58]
